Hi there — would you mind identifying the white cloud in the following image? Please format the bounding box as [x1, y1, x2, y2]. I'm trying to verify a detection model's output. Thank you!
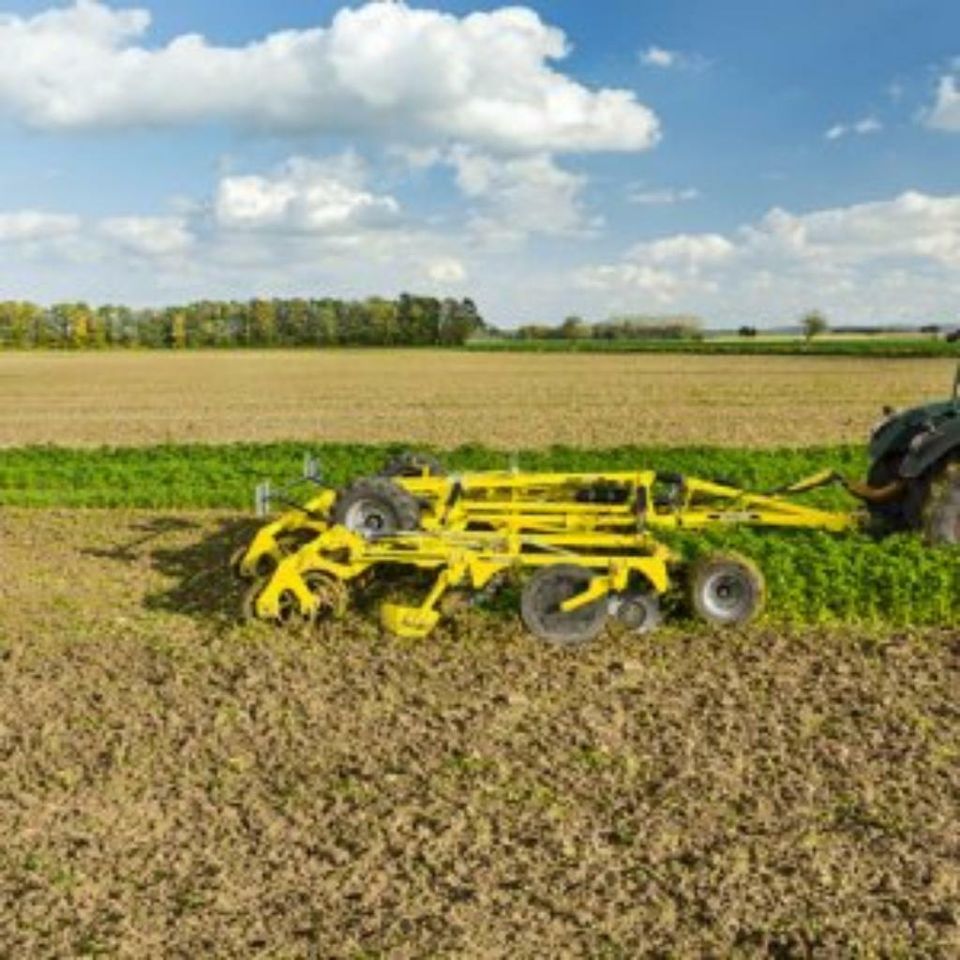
[449, 148, 595, 244]
[824, 117, 882, 140]
[98, 216, 194, 256]
[639, 44, 707, 71]
[215, 155, 400, 233]
[577, 233, 733, 301]
[0, 211, 80, 242]
[640, 46, 677, 68]
[627, 186, 700, 205]
[576, 191, 960, 323]
[426, 257, 467, 283]
[0, 0, 660, 154]
[925, 74, 960, 132]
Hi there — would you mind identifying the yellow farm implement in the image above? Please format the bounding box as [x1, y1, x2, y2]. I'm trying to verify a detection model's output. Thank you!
[234, 455, 865, 644]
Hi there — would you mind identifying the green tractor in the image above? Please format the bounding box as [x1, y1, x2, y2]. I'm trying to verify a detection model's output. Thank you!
[866, 363, 959, 544]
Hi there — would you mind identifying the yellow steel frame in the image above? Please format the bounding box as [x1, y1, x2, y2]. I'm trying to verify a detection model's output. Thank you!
[239, 465, 861, 638]
[249, 523, 675, 639]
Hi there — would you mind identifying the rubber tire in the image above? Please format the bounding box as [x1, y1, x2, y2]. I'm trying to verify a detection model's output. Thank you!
[865, 454, 928, 532]
[381, 451, 446, 478]
[332, 477, 421, 536]
[922, 461, 960, 545]
[688, 552, 766, 628]
[520, 564, 608, 647]
[611, 591, 662, 635]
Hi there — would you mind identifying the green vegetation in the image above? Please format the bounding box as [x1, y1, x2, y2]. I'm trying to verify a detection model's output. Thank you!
[467, 336, 960, 358]
[0, 294, 483, 349]
[0, 441, 867, 509]
[2, 440, 956, 627]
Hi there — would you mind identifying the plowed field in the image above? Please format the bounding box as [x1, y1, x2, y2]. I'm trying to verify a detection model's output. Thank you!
[2, 509, 958, 957]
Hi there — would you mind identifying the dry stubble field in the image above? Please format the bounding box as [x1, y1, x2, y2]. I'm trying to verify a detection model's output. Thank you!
[1, 350, 956, 448]
[2, 351, 959, 956]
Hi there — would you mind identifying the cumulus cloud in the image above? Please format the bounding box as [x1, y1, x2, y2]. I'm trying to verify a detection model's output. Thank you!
[215, 155, 400, 233]
[98, 217, 194, 256]
[449, 148, 594, 243]
[576, 191, 960, 322]
[577, 233, 733, 301]
[0, 0, 660, 153]
[925, 74, 960, 132]
[0, 211, 80, 242]
[824, 117, 882, 140]
[426, 258, 467, 283]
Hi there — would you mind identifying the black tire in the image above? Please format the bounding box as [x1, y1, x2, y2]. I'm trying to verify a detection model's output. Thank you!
[381, 451, 446, 478]
[688, 552, 765, 627]
[520, 564, 607, 647]
[866, 455, 925, 531]
[611, 591, 662, 635]
[922, 461, 960, 545]
[332, 477, 421, 537]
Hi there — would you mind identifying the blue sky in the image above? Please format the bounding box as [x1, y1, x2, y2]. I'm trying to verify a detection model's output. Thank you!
[0, 0, 957, 326]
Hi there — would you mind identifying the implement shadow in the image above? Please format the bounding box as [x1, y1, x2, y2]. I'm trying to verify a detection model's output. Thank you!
[82, 514, 261, 627]
[143, 516, 261, 626]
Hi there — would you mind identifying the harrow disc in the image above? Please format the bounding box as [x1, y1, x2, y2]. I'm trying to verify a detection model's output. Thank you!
[302, 571, 348, 624]
[241, 579, 302, 628]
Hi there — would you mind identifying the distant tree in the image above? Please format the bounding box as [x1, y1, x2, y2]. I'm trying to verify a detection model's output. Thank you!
[919, 324, 941, 337]
[738, 325, 757, 338]
[167, 311, 187, 349]
[560, 315, 591, 340]
[250, 298, 277, 346]
[801, 310, 829, 342]
[67, 303, 93, 349]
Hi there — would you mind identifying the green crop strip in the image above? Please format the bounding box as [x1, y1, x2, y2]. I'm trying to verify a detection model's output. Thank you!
[0, 441, 867, 509]
[1, 441, 957, 626]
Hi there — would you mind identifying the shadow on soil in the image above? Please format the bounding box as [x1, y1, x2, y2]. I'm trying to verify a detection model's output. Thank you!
[84, 515, 262, 627]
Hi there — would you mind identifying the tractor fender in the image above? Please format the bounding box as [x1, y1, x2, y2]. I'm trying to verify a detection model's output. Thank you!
[900, 417, 960, 478]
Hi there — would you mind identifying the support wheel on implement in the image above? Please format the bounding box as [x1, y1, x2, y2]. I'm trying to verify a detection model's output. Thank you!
[688, 552, 765, 627]
[332, 477, 421, 537]
[521, 564, 607, 647]
[610, 590, 662, 636]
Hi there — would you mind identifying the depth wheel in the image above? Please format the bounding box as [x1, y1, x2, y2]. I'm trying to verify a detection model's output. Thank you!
[332, 477, 421, 538]
[520, 564, 607, 647]
[610, 590, 662, 635]
[688, 553, 765, 628]
[922, 461, 960, 545]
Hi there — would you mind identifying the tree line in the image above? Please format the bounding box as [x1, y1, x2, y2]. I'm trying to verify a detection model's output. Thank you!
[0, 295, 484, 349]
[503, 314, 704, 342]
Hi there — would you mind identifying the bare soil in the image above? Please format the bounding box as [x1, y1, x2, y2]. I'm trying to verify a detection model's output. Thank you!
[1, 351, 954, 449]
[1, 508, 958, 957]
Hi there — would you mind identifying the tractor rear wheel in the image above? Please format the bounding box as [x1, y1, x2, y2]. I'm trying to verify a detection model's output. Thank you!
[688, 552, 765, 627]
[922, 461, 960, 545]
[521, 564, 607, 647]
[332, 477, 421, 537]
